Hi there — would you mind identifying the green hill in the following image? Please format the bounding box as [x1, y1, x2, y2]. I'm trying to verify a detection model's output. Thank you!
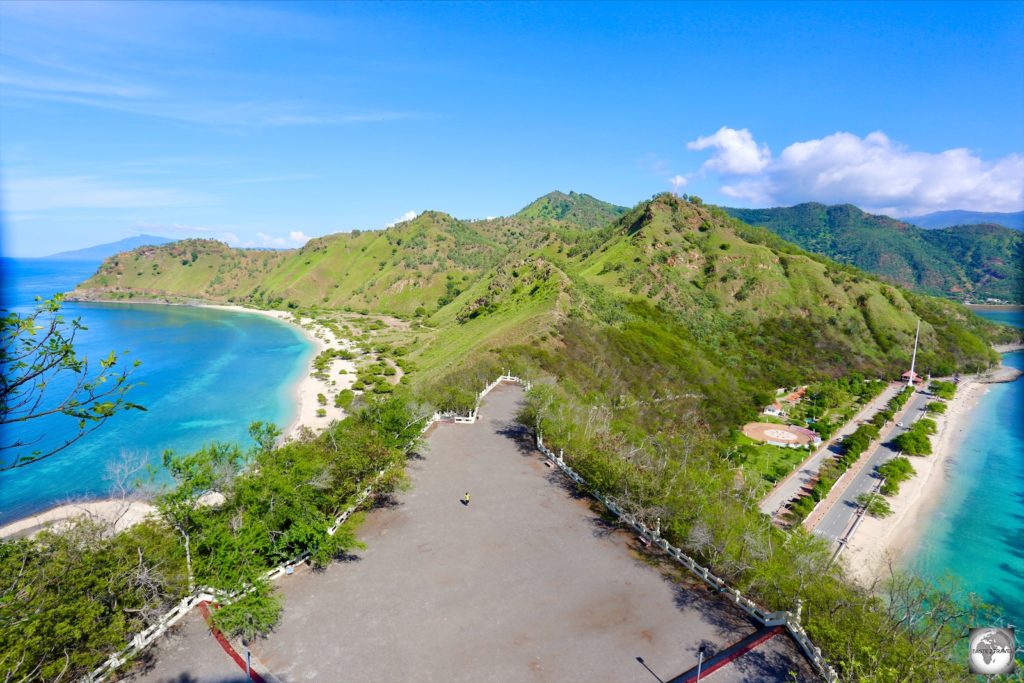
[75, 211, 506, 316]
[68, 191, 1019, 682]
[514, 190, 627, 228]
[724, 203, 1023, 303]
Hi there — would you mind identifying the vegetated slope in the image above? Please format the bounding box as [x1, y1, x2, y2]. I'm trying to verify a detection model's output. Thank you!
[905, 209, 1024, 231]
[725, 203, 1023, 302]
[74, 211, 506, 316]
[463, 195, 1008, 430]
[515, 190, 628, 228]
[47, 234, 174, 261]
[68, 192, 1017, 681]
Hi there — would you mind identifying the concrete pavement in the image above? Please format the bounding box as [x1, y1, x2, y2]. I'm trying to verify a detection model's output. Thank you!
[128, 383, 818, 682]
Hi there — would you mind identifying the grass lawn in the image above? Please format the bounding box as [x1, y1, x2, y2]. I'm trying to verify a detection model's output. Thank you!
[735, 434, 810, 483]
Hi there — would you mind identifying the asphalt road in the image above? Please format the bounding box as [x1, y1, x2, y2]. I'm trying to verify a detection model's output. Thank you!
[812, 388, 933, 543]
[759, 383, 903, 517]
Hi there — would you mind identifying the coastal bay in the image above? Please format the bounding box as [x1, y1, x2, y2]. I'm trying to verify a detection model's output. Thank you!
[0, 259, 319, 527]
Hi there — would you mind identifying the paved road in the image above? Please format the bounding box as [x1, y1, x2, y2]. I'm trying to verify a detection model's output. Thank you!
[812, 388, 932, 543]
[130, 383, 818, 682]
[759, 383, 903, 517]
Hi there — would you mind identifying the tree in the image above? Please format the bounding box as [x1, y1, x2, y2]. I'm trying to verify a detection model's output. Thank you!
[157, 443, 242, 591]
[856, 492, 893, 518]
[210, 587, 282, 679]
[0, 295, 144, 470]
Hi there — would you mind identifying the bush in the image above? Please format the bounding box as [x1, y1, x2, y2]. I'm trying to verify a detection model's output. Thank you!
[926, 401, 947, 414]
[930, 380, 956, 400]
[856, 492, 893, 518]
[878, 456, 916, 495]
[316, 407, 327, 417]
[335, 389, 354, 409]
[317, 393, 327, 406]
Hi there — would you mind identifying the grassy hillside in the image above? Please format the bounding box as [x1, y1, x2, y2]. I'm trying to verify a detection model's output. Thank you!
[725, 203, 1023, 303]
[515, 190, 627, 228]
[68, 191, 1020, 681]
[76, 211, 506, 317]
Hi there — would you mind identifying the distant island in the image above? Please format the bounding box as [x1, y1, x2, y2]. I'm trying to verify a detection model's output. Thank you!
[47, 234, 174, 261]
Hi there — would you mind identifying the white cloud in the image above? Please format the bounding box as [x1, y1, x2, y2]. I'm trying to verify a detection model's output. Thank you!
[256, 231, 287, 247]
[288, 230, 309, 244]
[687, 127, 771, 175]
[385, 210, 418, 228]
[669, 175, 687, 194]
[133, 220, 241, 245]
[688, 128, 1024, 215]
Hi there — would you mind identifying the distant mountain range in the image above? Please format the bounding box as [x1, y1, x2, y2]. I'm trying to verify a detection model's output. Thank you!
[48, 234, 174, 261]
[724, 203, 1023, 303]
[904, 209, 1024, 231]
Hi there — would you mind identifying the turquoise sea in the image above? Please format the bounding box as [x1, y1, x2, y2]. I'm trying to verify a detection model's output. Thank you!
[0, 258, 313, 525]
[908, 308, 1024, 627]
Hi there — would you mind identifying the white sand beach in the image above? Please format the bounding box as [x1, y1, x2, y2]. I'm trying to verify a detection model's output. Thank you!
[841, 378, 988, 585]
[1, 303, 361, 540]
[0, 499, 156, 540]
[197, 304, 358, 440]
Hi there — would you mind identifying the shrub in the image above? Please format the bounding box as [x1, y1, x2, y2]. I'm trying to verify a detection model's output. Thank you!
[856, 492, 893, 518]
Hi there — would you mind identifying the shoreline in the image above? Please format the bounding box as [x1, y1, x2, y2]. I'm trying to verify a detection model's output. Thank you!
[840, 375, 994, 585]
[0, 499, 156, 540]
[69, 298, 357, 441]
[1, 300, 359, 539]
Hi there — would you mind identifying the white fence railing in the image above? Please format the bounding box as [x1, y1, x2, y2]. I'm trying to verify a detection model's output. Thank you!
[80, 374, 524, 682]
[82, 374, 835, 683]
[532, 425, 839, 682]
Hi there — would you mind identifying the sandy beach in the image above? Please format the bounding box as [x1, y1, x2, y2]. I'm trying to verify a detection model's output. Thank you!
[199, 304, 358, 440]
[0, 499, 156, 540]
[1, 303, 360, 540]
[841, 378, 989, 585]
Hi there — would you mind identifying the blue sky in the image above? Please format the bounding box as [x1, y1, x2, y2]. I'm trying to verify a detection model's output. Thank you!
[1, 1, 1022, 256]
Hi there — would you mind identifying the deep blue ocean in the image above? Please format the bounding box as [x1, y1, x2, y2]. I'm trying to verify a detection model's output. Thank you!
[0, 258, 313, 525]
[909, 308, 1024, 627]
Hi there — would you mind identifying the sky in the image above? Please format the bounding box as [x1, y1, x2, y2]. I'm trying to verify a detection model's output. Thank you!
[1, 1, 1022, 257]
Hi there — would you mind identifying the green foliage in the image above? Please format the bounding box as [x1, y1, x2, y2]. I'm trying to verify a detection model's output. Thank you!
[725, 203, 1024, 303]
[893, 418, 936, 455]
[0, 520, 187, 680]
[856, 492, 894, 518]
[926, 400, 947, 414]
[1, 295, 145, 470]
[514, 190, 627, 229]
[878, 456, 916, 496]
[930, 380, 957, 400]
[210, 586, 282, 644]
[334, 389, 354, 408]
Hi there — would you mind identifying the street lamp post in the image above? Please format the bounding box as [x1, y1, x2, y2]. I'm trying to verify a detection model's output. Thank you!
[696, 645, 708, 681]
[242, 638, 251, 681]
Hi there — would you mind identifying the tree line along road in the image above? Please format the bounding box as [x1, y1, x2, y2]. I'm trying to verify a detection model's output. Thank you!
[809, 389, 933, 544]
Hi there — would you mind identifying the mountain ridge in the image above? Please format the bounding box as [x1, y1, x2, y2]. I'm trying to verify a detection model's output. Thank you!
[904, 209, 1024, 231]
[723, 203, 1023, 303]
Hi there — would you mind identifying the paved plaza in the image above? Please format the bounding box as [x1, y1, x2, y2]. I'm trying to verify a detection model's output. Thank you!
[129, 383, 817, 682]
